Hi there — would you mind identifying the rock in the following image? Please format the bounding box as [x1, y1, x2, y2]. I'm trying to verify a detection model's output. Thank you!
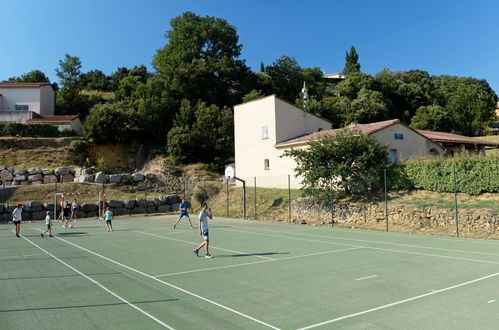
[82, 168, 94, 175]
[31, 181, 43, 185]
[54, 166, 69, 175]
[14, 168, 27, 175]
[59, 173, 74, 183]
[153, 198, 161, 206]
[31, 211, 46, 220]
[43, 175, 58, 183]
[165, 195, 181, 205]
[301, 220, 307, 224]
[113, 208, 128, 216]
[136, 199, 146, 208]
[79, 174, 94, 183]
[132, 173, 145, 182]
[12, 180, 20, 186]
[81, 203, 98, 212]
[124, 199, 136, 209]
[13, 175, 26, 181]
[121, 174, 131, 182]
[146, 198, 155, 207]
[107, 200, 124, 208]
[0, 166, 4, 171]
[109, 174, 122, 183]
[131, 207, 146, 214]
[42, 168, 54, 175]
[94, 171, 107, 183]
[43, 203, 61, 212]
[28, 174, 43, 182]
[0, 170, 13, 181]
[26, 201, 43, 212]
[171, 203, 180, 212]
[73, 168, 84, 177]
[157, 204, 172, 213]
[28, 167, 42, 175]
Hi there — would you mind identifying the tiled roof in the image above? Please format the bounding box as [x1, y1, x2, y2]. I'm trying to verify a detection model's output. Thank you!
[0, 82, 51, 88]
[275, 119, 400, 148]
[27, 115, 79, 123]
[417, 130, 499, 147]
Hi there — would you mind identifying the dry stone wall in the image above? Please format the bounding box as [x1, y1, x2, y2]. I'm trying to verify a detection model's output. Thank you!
[291, 198, 499, 237]
[0, 194, 181, 222]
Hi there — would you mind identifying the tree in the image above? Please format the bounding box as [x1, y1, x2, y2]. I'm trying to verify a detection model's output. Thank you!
[79, 70, 110, 91]
[242, 89, 265, 103]
[153, 12, 252, 107]
[84, 102, 141, 144]
[7, 70, 50, 83]
[167, 100, 234, 165]
[55, 54, 85, 115]
[284, 129, 388, 196]
[265, 55, 304, 102]
[410, 105, 450, 131]
[56, 54, 82, 91]
[343, 46, 361, 75]
[334, 72, 377, 100]
[347, 88, 388, 124]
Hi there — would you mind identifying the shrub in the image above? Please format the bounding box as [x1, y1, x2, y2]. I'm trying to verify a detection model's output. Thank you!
[69, 139, 90, 152]
[193, 182, 221, 205]
[0, 123, 60, 137]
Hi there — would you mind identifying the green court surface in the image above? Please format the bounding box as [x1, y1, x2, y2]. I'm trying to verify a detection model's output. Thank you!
[2, 215, 499, 329]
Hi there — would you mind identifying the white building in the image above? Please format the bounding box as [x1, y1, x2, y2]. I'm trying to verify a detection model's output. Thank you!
[234, 95, 445, 188]
[0, 82, 55, 122]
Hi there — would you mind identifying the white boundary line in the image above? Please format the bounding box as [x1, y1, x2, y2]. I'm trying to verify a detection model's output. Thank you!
[216, 228, 499, 265]
[17, 233, 174, 329]
[154, 247, 363, 278]
[54, 235, 280, 330]
[298, 271, 499, 329]
[135, 230, 275, 260]
[355, 275, 378, 281]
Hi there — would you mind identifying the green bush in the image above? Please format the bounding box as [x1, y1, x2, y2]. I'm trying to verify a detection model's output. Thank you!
[69, 139, 90, 152]
[388, 155, 499, 195]
[193, 182, 221, 205]
[0, 123, 61, 137]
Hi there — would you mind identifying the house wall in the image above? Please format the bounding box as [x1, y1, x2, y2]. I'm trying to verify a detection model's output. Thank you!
[234, 95, 330, 188]
[39, 85, 55, 116]
[70, 119, 83, 135]
[0, 111, 35, 123]
[0, 87, 41, 114]
[372, 123, 444, 161]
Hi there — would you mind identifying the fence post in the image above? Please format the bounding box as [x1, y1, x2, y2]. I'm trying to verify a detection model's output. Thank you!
[254, 177, 257, 219]
[226, 181, 229, 217]
[453, 166, 459, 237]
[384, 169, 388, 232]
[288, 174, 291, 223]
[144, 181, 148, 216]
[330, 177, 334, 227]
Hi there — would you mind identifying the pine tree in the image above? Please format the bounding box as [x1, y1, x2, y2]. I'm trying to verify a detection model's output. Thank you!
[343, 46, 361, 75]
[260, 62, 265, 72]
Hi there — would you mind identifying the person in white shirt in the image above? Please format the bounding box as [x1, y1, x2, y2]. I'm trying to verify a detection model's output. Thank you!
[12, 204, 23, 238]
[41, 211, 54, 238]
[193, 203, 213, 258]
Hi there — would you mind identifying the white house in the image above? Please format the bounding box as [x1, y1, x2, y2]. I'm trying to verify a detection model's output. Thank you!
[0, 82, 55, 122]
[27, 115, 83, 135]
[234, 95, 447, 188]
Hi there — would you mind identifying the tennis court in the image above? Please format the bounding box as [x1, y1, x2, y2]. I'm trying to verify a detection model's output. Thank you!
[2, 215, 499, 329]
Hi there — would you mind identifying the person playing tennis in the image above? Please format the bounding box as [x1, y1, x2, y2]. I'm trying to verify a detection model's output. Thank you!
[102, 207, 113, 232]
[12, 203, 23, 238]
[193, 203, 213, 258]
[172, 198, 194, 229]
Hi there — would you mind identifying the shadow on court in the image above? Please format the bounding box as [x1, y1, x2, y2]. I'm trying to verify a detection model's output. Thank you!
[0, 298, 180, 313]
[216, 252, 290, 258]
[55, 232, 88, 237]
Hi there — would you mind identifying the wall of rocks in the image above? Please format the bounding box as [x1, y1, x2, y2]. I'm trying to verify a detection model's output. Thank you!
[0, 195, 181, 222]
[0, 166, 148, 186]
[291, 198, 499, 236]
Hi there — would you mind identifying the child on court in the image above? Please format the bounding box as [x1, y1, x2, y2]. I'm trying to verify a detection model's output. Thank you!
[71, 199, 79, 222]
[12, 203, 23, 238]
[172, 198, 194, 229]
[102, 207, 113, 232]
[41, 211, 54, 238]
[193, 203, 213, 258]
[62, 202, 72, 228]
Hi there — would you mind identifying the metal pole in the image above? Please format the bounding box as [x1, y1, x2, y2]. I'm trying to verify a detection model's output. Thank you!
[145, 182, 148, 216]
[453, 166, 459, 237]
[254, 177, 257, 219]
[242, 181, 246, 218]
[288, 174, 291, 223]
[330, 177, 334, 227]
[226, 181, 229, 217]
[384, 169, 388, 232]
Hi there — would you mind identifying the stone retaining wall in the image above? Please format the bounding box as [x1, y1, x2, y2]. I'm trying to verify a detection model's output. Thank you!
[0, 166, 147, 186]
[291, 198, 499, 236]
[0, 195, 181, 222]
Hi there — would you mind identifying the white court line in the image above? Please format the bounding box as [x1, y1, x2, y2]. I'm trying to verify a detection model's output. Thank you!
[135, 230, 275, 260]
[488, 300, 495, 303]
[298, 271, 499, 329]
[355, 275, 378, 281]
[155, 247, 363, 278]
[0, 253, 42, 259]
[230, 225, 499, 258]
[16, 233, 174, 329]
[217, 227, 499, 266]
[55, 235, 280, 330]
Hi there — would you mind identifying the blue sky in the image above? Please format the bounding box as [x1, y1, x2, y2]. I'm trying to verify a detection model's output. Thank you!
[2, 0, 499, 93]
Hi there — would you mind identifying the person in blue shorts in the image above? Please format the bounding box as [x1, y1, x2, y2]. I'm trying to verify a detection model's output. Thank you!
[41, 211, 54, 238]
[102, 207, 113, 232]
[193, 203, 213, 258]
[12, 203, 23, 238]
[172, 198, 194, 229]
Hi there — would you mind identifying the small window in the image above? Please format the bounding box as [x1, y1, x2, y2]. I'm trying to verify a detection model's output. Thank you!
[389, 149, 398, 163]
[394, 133, 404, 140]
[261, 126, 269, 139]
[264, 159, 270, 170]
[15, 105, 29, 111]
